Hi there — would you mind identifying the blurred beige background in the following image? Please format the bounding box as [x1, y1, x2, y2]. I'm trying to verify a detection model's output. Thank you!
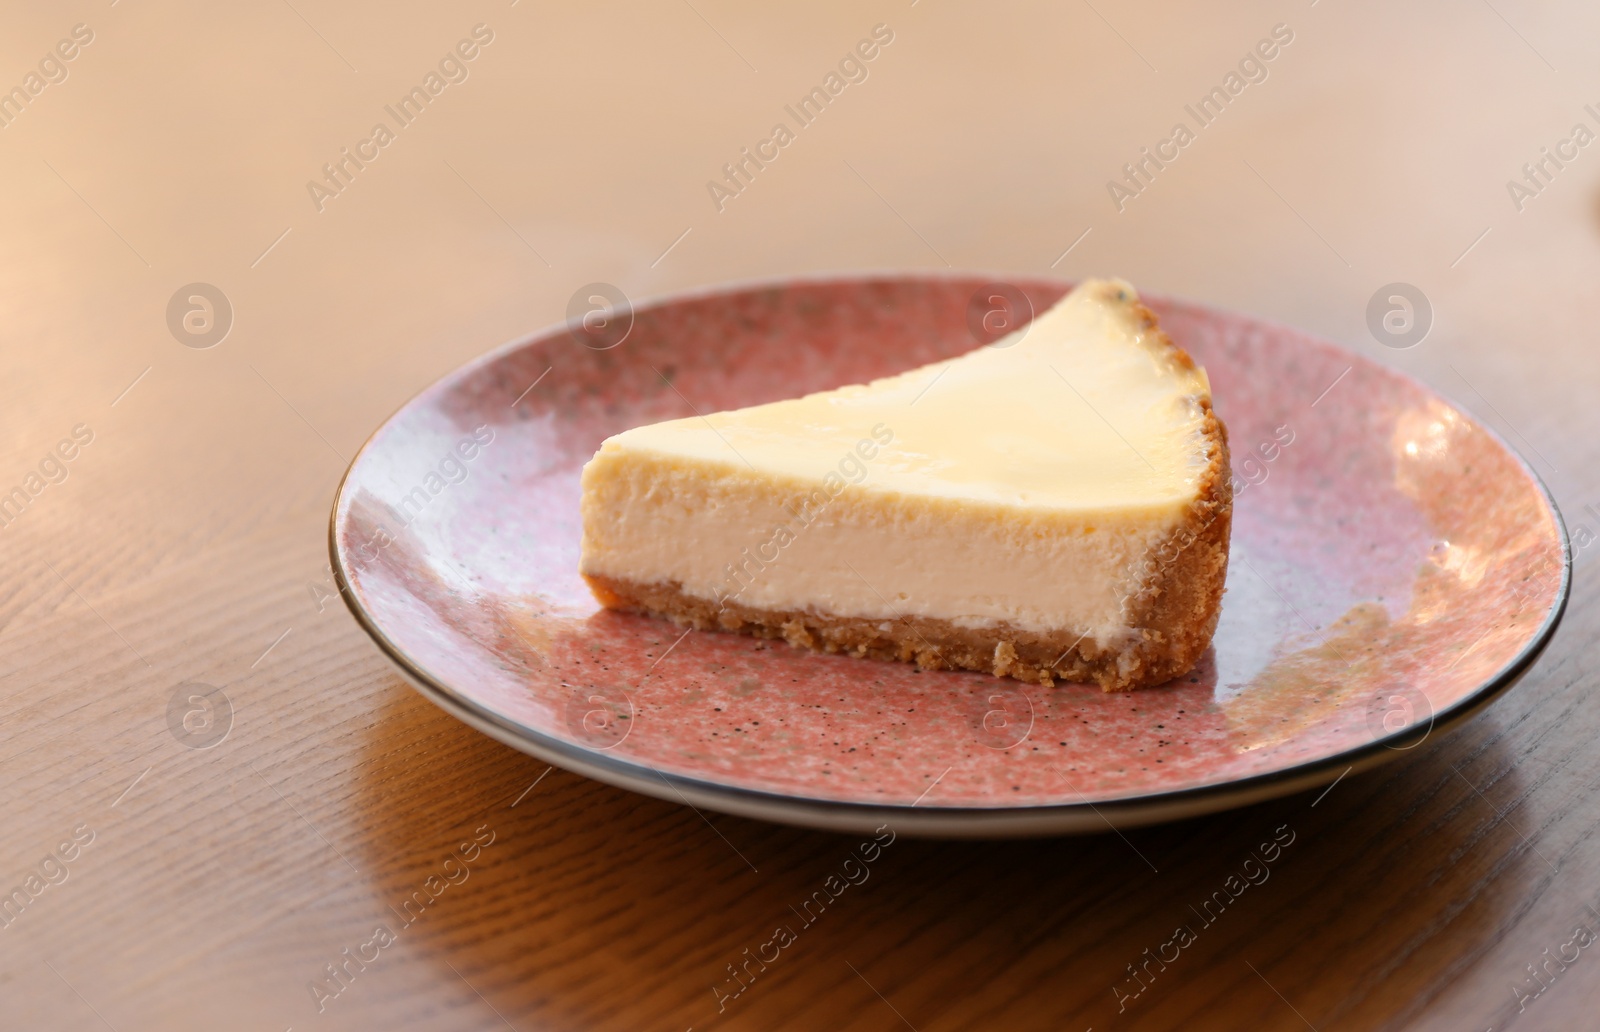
[2, 1, 1599, 1029]
[4, 0, 1597, 554]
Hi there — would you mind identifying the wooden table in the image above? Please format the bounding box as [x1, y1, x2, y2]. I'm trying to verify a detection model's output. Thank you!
[2, 1, 1596, 1028]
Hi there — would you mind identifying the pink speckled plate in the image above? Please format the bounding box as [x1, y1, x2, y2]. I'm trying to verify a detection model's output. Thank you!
[331, 275, 1569, 837]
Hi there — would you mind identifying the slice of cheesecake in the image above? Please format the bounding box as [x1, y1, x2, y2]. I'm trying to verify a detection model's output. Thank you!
[578, 278, 1231, 691]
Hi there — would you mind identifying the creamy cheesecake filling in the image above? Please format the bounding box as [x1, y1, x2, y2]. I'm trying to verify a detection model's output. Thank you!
[600, 280, 1211, 513]
[579, 278, 1217, 655]
[580, 452, 1183, 646]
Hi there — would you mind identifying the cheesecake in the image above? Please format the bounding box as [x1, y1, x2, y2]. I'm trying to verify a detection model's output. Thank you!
[578, 278, 1231, 690]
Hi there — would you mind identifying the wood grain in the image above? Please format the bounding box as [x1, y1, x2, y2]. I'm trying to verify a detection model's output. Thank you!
[1, 0, 1598, 1028]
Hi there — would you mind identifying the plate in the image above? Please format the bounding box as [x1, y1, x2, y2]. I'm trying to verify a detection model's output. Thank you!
[330, 275, 1569, 836]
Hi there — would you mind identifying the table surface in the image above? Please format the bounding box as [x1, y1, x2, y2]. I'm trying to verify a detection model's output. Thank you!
[3, 1, 1598, 1029]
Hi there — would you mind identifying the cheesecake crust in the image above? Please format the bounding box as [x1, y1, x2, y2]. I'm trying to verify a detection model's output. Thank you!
[582, 291, 1232, 692]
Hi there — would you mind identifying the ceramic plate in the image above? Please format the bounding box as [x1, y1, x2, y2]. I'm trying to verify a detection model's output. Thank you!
[330, 275, 1569, 837]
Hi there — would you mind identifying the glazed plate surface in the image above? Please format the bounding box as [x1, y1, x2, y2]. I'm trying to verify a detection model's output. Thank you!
[331, 275, 1569, 836]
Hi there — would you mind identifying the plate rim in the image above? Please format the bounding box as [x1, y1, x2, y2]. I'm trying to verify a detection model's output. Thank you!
[328, 271, 1573, 837]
